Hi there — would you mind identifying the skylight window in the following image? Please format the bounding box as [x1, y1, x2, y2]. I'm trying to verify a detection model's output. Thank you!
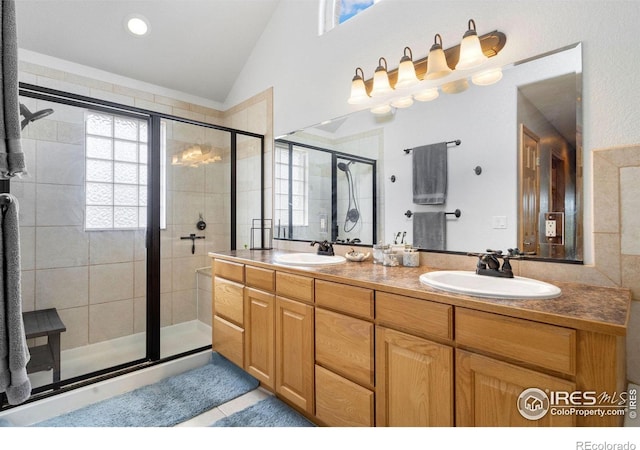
[319, 0, 383, 35]
[339, 0, 375, 24]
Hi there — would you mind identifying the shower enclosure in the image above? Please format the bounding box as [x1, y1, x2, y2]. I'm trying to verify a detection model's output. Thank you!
[2, 83, 264, 406]
[274, 140, 376, 245]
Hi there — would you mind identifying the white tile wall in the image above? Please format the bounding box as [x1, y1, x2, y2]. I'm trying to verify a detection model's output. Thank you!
[35, 226, 89, 269]
[89, 262, 134, 304]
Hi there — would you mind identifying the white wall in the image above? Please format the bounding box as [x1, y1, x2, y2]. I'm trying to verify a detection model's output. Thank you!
[226, 0, 640, 264]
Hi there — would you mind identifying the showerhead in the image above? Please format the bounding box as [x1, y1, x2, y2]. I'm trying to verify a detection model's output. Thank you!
[20, 103, 54, 130]
[337, 160, 354, 172]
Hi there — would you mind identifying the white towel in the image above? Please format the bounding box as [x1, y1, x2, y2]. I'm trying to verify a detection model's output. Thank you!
[0, 194, 31, 404]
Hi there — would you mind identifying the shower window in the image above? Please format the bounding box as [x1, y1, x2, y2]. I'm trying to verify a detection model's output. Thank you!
[84, 113, 166, 230]
[275, 143, 308, 227]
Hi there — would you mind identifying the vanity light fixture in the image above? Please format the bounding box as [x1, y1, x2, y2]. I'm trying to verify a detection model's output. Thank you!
[456, 19, 488, 70]
[395, 47, 420, 89]
[425, 34, 452, 80]
[347, 68, 369, 105]
[347, 20, 506, 114]
[471, 67, 503, 86]
[371, 57, 393, 97]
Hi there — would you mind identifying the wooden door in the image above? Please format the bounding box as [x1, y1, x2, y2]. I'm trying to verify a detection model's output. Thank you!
[456, 350, 576, 426]
[519, 124, 540, 254]
[244, 287, 275, 390]
[376, 327, 453, 426]
[275, 296, 315, 414]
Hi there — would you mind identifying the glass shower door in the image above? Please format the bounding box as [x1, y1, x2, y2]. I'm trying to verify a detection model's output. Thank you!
[160, 118, 231, 359]
[15, 94, 148, 393]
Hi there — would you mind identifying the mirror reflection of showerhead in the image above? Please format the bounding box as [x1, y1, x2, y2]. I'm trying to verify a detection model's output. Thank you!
[338, 159, 360, 232]
[337, 161, 354, 172]
[20, 103, 54, 130]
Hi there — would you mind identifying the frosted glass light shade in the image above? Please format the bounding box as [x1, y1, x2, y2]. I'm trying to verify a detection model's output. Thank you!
[348, 68, 370, 104]
[456, 20, 488, 70]
[391, 96, 414, 108]
[442, 78, 469, 94]
[370, 103, 392, 115]
[395, 47, 419, 89]
[371, 58, 393, 97]
[425, 34, 452, 80]
[472, 67, 503, 86]
[413, 87, 439, 102]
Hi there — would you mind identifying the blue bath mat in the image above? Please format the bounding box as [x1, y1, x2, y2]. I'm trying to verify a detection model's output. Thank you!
[33, 352, 259, 427]
[211, 396, 315, 427]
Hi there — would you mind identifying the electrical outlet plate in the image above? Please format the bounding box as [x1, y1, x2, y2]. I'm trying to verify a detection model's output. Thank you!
[545, 220, 556, 237]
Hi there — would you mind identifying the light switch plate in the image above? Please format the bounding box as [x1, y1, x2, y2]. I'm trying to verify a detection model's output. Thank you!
[492, 216, 507, 229]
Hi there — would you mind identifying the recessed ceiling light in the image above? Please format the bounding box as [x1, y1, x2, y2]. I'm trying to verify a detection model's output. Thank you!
[125, 14, 150, 36]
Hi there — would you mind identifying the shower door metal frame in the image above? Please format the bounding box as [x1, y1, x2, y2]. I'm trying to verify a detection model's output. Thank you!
[274, 139, 377, 244]
[5, 83, 265, 407]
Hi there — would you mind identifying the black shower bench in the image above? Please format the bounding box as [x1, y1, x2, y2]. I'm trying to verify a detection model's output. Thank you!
[23, 308, 66, 388]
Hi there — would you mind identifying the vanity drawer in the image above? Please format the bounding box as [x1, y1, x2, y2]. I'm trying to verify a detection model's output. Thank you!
[214, 259, 244, 283]
[315, 364, 374, 427]
[315, 280, 373, 320]
[212, 315, 244, 368]
[455, 308, 576, 375]
[276, 272, 314, 304]
[246, 265, 275, 292]
[315, 307, 374, 388]
[376, 292, 452, 341]
[214, 276, 244, 326]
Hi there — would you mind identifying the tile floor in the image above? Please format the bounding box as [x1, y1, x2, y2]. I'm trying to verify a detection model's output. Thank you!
[176, 387, 273, 427]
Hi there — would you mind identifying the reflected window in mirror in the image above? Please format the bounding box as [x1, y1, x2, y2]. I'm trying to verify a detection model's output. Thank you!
[275, 143, 309, 237]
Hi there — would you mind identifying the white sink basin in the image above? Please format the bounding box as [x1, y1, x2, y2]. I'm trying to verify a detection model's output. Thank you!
[274, 253, 346, 266]
[419, 270, 561, 299]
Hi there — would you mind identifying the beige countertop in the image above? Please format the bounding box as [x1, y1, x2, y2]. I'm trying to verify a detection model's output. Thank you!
[209, 249, 631, 336]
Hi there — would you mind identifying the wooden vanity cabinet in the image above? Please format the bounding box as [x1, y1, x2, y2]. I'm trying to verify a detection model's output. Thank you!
[314, 280, 375, 427]
[374, 292, 454, 427]
[275, 272, 315, 415]
[211, 254, 627, 428]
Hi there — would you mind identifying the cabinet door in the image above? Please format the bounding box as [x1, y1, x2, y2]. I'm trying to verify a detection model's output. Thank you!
[244, 287, 275, 390]
[275, 296, 314, 414]
[376, 327, 453, 427]
[456, 349, 576, 426]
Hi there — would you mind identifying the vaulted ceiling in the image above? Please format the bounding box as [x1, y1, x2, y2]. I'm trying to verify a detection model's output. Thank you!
[15, 0, 280, 105]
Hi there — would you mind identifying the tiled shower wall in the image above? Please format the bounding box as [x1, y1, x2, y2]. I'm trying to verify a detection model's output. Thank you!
[17, 59, 272, 351]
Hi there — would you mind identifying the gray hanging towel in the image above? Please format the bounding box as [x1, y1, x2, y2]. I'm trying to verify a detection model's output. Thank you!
[0, 194, 31, 405]
[412, 142, 447, 205]
[413, 211, 446, 250]
[0, 0, 25, 179]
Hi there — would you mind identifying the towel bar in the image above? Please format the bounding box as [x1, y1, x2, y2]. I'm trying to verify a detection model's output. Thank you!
[405, 209, 461, 218]
[403, 140, 461, 154]
[0, 194, 12, 205]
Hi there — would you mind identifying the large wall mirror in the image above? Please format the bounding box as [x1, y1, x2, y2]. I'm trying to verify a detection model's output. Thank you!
[276, 43, 582, 262]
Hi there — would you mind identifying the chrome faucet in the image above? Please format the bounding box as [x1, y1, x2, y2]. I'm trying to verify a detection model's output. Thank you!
[468, 249, 514, 278]
[310, 240, 335, 256]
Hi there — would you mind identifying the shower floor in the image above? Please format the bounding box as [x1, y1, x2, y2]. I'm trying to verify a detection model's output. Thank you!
[28, 320, 212, 390]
